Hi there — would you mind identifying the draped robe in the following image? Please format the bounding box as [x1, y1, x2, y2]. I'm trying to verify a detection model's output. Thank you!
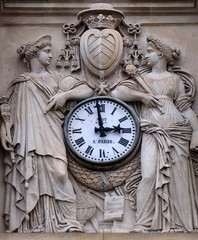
[135, 74, 198, 232]
[118, 70, 198, 232]
[3, 72, 84, 232]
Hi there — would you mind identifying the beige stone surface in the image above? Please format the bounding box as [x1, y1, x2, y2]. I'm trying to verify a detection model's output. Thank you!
[0, 233, 103, 240]
[1, 233, 198, 240]
[0, 28, 5, 231]
[104, 233, 198, 240]
[1, 0, 198, 16]
[0, 148, 5, 233]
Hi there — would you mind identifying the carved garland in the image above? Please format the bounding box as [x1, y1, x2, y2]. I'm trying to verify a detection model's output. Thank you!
[67, 152, 141, 191]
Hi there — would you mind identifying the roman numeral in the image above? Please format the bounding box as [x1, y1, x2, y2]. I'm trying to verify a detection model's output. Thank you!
[118, 137, 129, 147]
[75, 137, 86, 147]
[100, 104, 105, 112]
[99, 149, 106, 158]
[85, 106, 94, 115]
[119, 116, 128, 123]
[85, 145, 94, 155]
[122, 128, 132, 133]
[111, 107, 117, 115]
[75, 117, 85, 124]
[112, 147, 119, 155]
[72, 128, 82, 134]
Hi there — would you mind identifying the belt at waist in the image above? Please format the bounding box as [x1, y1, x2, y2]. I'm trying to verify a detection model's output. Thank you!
[156, 95, 173, 101]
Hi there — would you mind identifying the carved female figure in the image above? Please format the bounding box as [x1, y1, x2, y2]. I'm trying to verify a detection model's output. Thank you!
[0, 35, 93, 232]
[111, 35, 198, 232]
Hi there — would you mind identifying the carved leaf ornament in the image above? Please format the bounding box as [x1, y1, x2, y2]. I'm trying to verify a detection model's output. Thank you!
[80, 29, 123, 78]
[67, 152, 141, 191]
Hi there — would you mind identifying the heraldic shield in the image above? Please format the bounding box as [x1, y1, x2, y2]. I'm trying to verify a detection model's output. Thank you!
[80, 29, 123, 79]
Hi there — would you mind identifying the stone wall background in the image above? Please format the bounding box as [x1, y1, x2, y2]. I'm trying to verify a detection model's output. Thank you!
[0, 1, 198, 233]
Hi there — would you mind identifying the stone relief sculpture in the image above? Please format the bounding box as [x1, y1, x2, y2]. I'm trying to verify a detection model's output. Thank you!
[55, 3, 145, 195]
[111, 35, 198, 232]
[0, 35, 93, 233]
[1, 3, 198, 234]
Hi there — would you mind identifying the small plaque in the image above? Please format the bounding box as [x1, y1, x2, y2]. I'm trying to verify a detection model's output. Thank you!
[104, 196, 124, 221]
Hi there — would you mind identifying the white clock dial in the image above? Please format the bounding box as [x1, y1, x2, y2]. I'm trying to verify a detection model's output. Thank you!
[64, 96, 141, 170]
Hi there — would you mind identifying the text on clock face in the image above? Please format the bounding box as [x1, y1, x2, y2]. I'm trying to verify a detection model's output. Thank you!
[95, 118, 107, 123]
[93, 139, 113, 144]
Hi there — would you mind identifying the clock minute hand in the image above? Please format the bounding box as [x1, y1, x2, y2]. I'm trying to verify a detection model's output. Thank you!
[94, 101, 106, 137]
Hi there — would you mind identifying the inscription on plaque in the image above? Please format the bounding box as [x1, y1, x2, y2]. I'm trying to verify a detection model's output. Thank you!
[104, 196, 124, 221]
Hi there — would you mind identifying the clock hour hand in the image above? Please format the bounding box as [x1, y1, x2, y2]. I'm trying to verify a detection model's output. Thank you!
[95, 126, 114, 134]
[95, 124, 123, 134]
[94, 100, 106, 137]
[103, 124, 123, 133]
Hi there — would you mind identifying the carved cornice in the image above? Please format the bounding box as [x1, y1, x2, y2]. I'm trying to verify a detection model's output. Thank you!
[0, 0, 198, 16]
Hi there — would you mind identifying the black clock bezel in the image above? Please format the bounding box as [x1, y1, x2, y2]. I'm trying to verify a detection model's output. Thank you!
[63, 96, 141, 171]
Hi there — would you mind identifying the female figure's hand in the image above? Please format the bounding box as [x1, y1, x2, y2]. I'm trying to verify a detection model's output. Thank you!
[44, 92, 67, 113]
[141, 93, 162, 108]
[1, 123, 13, 151]
[190, 130, 198, 151]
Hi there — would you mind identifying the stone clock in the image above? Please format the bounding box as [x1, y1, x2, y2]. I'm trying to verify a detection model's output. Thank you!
[64, 96, 141, 170]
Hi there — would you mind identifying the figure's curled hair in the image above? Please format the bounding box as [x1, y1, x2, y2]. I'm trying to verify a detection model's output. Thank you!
[146, 35, 180, 65]
[17, 37, 51, 72]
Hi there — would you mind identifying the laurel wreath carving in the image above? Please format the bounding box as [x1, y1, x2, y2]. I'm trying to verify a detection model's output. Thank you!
[67, 151, 141, 192]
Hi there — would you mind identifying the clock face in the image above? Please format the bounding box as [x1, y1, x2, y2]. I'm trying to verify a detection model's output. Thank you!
[64, 96, 141, 170]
